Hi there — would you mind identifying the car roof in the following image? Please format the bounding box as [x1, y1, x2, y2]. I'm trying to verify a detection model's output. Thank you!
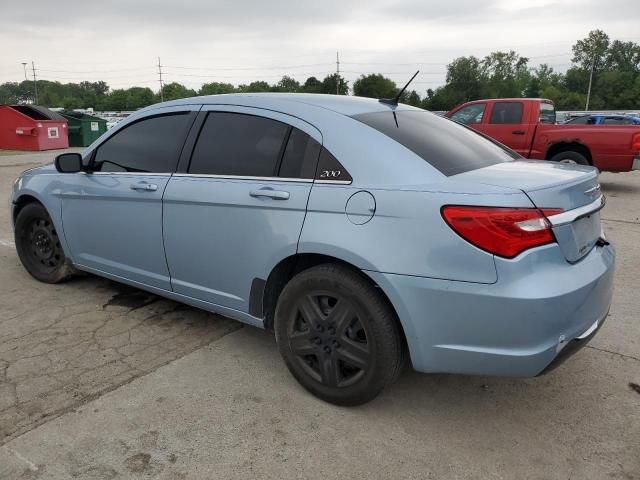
[153, 93, 421, 117]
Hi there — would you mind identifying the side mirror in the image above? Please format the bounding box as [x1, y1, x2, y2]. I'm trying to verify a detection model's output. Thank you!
[55, 153, 83, 173]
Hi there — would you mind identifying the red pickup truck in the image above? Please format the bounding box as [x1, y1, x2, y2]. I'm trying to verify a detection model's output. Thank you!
[446, 98, 640, 172]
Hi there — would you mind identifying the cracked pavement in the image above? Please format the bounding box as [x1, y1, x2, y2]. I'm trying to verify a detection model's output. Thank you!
[0, 151, 240, 444]
[0, 150, 638, 479]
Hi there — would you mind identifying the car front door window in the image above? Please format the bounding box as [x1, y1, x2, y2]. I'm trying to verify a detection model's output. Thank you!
[93, 112, 192, 173]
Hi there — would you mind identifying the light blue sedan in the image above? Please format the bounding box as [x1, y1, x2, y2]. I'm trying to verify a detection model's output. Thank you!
[10, 94, 615, 405]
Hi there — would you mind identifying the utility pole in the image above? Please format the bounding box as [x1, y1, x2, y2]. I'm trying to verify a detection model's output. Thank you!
[21, 62, 27, 80]
[585, 55, 595, 111]
[31, 61, 38, 105]
[336, 51, 340, 95]
[158, 57, 164, 102]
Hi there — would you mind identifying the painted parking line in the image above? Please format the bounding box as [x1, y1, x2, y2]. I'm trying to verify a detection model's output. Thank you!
[0, 239, 15, 247]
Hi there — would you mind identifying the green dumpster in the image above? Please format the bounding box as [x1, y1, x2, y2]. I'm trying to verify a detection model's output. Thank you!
[60, 111, 107, 147]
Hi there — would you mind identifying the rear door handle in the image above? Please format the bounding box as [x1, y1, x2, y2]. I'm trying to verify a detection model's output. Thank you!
[130, 182, 158, 192]
[250, 187, 290, 200]
[512, 130, 526, 135]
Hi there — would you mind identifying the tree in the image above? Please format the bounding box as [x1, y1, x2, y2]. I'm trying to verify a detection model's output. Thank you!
[353, 74, 396, 99]
[199, 82, 236, 95]
[572, 29, 610, 72]
[446, 56, 484, 100]
[276, 75, 300, 92]
[605, 40, 640, 72]
[302, 76, 323, 93]
[125, 87, 155, 109]
[238, 81, 271, 93]
[481, 51, 530, 98]
[160, 82, 196, 101]
[320, 73, 348, 95]
[402, 90, 422, 107]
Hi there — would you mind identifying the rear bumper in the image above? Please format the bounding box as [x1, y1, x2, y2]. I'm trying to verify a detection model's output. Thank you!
[633, 156, 640, 171]
[366, 242, 615, 377]
[538, 310, 607, 375]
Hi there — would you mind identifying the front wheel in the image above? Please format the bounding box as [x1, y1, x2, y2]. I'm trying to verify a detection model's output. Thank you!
[14, 202, 76, 283]
[274, 264, 404, 406]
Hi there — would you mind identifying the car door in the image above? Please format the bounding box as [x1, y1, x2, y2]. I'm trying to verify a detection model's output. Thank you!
[482, 101, 531, 156]
[163, 106, 322, 315]
[60, 107, 198, 289]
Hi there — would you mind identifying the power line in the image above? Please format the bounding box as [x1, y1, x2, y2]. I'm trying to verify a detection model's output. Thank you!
[162, 62, 334, 72]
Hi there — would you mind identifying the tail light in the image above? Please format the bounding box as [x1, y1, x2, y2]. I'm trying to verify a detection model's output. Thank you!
[441, 206, 563, 258]
[632, 132, 640, 152]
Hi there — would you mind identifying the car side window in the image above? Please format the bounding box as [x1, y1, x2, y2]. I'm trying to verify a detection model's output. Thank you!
[450, 104, 486, 125]
[602, 118, 629, 125]
[489, 102, 524, 124]
[568, 116, 589, 124]
[93, 113, 191, 173]
[278, 128, 322, 179]
[189, 112, 289, 177]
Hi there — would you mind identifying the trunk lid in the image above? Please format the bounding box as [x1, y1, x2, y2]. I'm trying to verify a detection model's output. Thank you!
[452, 160, 604, 262]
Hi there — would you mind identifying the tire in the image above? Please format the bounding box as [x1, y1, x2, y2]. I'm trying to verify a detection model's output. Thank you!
[274, 263, 404, 406]
[14, 202, 76, 283]
[549, 151, 590, 165]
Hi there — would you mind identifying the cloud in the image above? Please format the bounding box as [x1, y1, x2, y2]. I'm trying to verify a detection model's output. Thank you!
[0, 0, 638, 91]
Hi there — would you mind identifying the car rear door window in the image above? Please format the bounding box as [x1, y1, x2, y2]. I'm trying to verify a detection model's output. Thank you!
[489, 102, 524, 124]
[93, 112, 192, 173]
[449, 104, 486, 125]
[352, 110, 517, 177]
[602, 117, 632, 125]
[189, 112, 289, 177]
[278, 128, 322, 179]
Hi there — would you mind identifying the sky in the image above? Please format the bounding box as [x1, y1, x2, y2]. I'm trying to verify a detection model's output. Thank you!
[0, 0, 639, 94]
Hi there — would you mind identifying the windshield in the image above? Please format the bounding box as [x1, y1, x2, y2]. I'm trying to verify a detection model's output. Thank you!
[352, 110, 517, 177]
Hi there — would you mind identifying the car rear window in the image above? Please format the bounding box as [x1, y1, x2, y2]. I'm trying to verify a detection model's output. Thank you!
[352, 110, 517, 177]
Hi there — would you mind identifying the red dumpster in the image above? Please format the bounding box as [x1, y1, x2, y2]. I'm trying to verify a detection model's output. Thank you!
[0, 105, 69, 151]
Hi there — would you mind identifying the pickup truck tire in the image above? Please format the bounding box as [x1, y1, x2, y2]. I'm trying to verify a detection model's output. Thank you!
[549, 151, 590, 165]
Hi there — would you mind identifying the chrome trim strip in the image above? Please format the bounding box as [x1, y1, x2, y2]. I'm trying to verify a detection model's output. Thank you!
[315, 179, 353, 185]
[88, 171, 170, 176]
[546, 195, 605, 227]
[172, 173, 313, 183]
[576, 318, 599, 340]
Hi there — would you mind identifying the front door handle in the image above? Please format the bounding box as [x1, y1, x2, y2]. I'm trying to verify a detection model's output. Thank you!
[512, 130, 526, 135]
[130, 182, 158, 192]
[250, 187, 290, 200]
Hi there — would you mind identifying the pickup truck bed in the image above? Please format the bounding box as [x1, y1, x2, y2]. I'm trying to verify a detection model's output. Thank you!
[446, 98, 640, 172]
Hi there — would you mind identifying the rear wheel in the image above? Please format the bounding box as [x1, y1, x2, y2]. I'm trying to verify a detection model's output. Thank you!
[274, 264, 404, 406]
[14, 202, 76, 283]
[549, 151, 589, 165]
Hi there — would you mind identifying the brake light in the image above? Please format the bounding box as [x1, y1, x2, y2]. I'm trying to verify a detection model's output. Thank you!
[632, 132, 640, 152]
[441, 206, 563, 258]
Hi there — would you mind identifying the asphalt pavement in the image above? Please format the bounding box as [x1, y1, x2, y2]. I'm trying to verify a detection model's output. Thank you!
[0, 149, 638, 479]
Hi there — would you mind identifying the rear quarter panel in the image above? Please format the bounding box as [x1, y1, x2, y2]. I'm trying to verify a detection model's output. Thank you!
[299, 182, 534, 284]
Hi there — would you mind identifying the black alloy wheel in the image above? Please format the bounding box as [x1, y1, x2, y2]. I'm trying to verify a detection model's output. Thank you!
[275, 264, 404, 406]
[15, 202, 76, 283]
[288, 292, 371, 388]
